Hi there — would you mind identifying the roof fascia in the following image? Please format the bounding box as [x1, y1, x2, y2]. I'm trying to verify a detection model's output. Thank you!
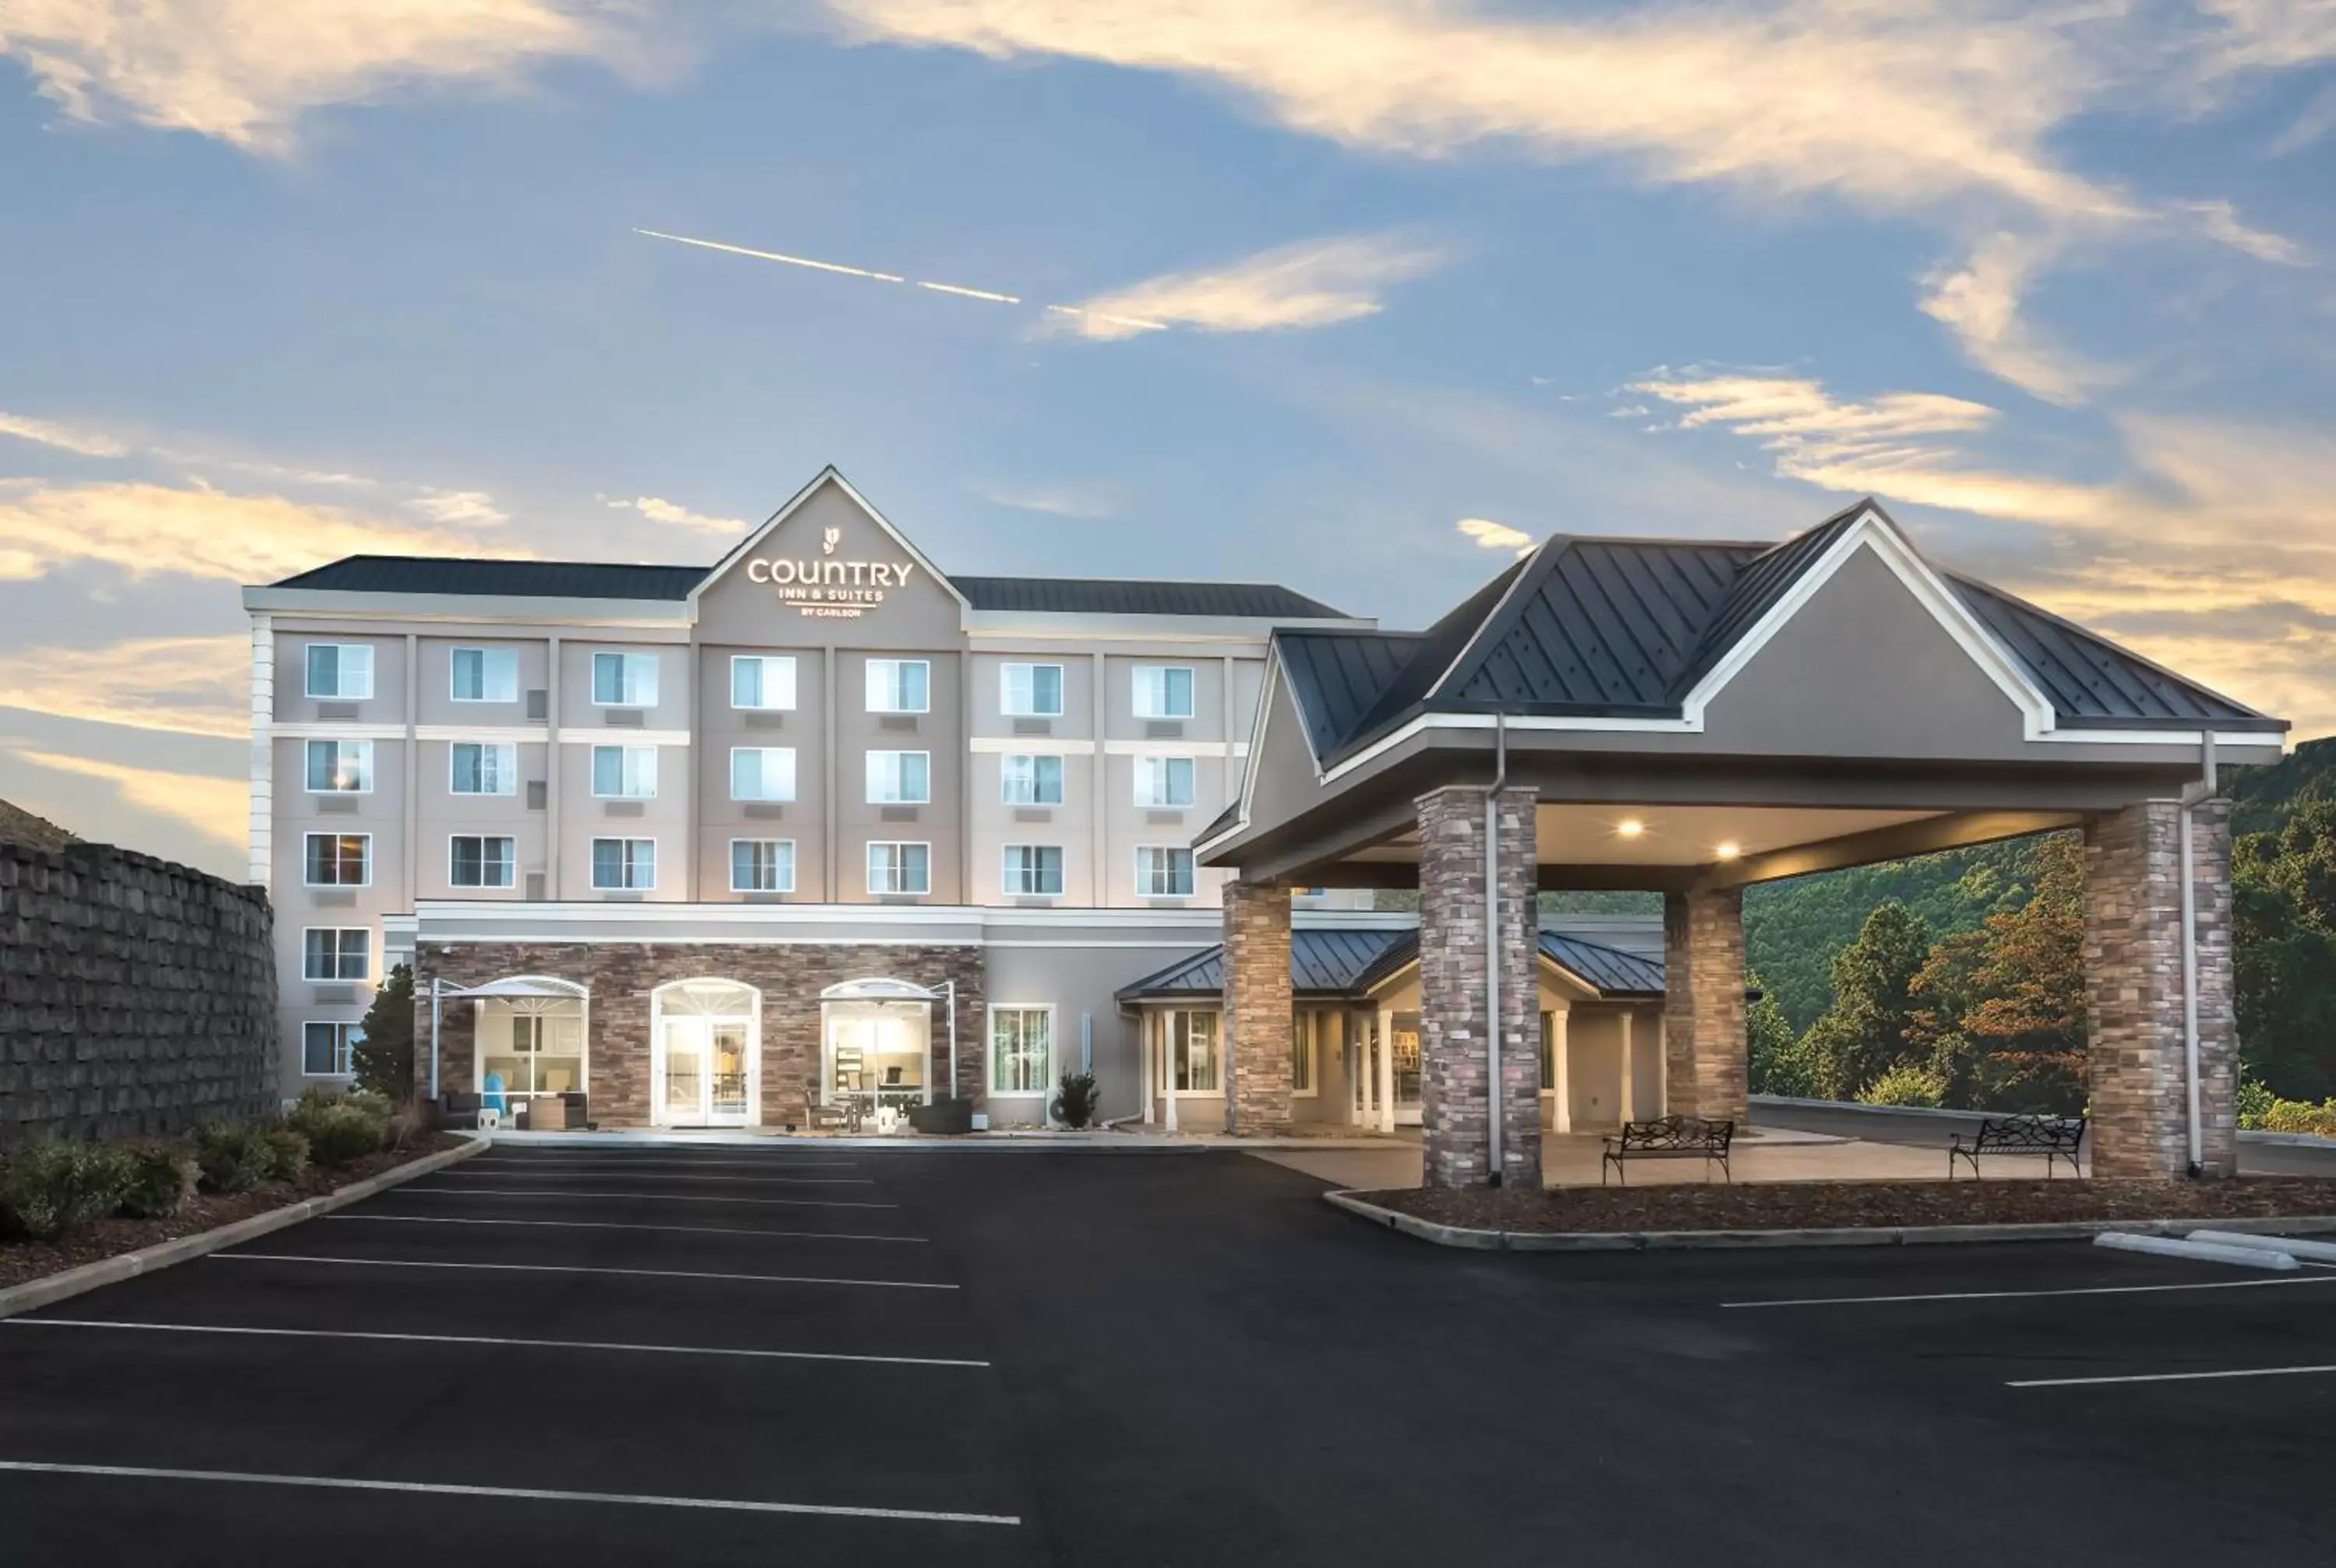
[241, 587, 692, 626]
[688, 466, 971, 614]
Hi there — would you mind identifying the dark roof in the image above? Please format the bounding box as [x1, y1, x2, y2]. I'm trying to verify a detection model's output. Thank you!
[1272, 500, 2277, 765]
[1115, 924, 1665, 1004]
[265, 558, 1349, 621]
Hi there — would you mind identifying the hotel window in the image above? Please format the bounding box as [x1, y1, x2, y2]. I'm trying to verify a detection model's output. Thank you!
[591, 651, 658, 707]
[591, 744, 657, 799]
[866, 750, 931, 804]
[1136, 846, 1195, 898]
[731, 838, 796, 894]
[1539, 1012, 1557, 1092]
[1159, 1009, 1220, 1092]
[1135, 755, 1197, 808]
[1000, 663, 1064, 717]
[301, 1021, 363, 1078]
[302, 927, 370, 983]
[990, 1007, 1052, 1095]
[867, 841, 931, 895]
[304, 739, 372, 793]
[449, 646, 519, 703]
[304, 643, 373, 700]
[449, 741, 516, 796]
[865, 658, 930, 714]
[1002, 844, 1064, 897]
[1132, 664, 1194, 719]
[590, 837, 656, 891]
[1001, 754, 1064, 806]
[730, 747, 797, 802]
[1290, 1011, 1322, 1096]
[484, 1011, 586, 1100]
[449, 835, 516, 889]
[731, 655, 797, 711]
[302, 832, 370, 888]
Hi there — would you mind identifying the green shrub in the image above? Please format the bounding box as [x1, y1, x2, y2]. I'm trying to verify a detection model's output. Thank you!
[287, 1088, 390, 1167]
[1, 1140, 135, 1239]
[2259, 1097, 2336, 1137]
[194, 1123, 275, 1194]
[1052, 1071, 1101, 1130]
[118, 1142, 196, 1219]
[2236, 1075, 2277, 1128]
[262, 1127, 311, 1182]
[1859, 1062, 1948, 1109]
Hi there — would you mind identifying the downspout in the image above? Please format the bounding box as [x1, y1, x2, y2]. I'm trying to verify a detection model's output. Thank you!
[2179, 733, 2218, 1177]
[1486, 712, 1509, 1186]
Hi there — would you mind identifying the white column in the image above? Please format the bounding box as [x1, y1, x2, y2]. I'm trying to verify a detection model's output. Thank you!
[247, 615, 273, 888]
[1551, 1005, 1572, 1134]
[1656, 1014, 1669, 1116]
[1376, 1005, 1395, 1134]
[1163, 1014, 1179, 1133]
[1618, 1011, 1636, 1126]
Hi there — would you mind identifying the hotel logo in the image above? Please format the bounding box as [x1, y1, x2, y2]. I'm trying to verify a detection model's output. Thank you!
[744, 529, 915, 618]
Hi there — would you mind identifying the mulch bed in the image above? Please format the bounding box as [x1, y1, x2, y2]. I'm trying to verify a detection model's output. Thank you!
[0, 1133, 466, 1292]
[1357, 1176, 2336, 1235]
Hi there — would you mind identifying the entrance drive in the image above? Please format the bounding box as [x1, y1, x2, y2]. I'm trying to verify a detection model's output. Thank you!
[651, 981, 759, 1127]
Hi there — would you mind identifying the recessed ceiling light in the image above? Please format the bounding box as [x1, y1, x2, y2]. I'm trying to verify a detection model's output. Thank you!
[1715, 841, 1741, 861]
[1617, 818, 1645, 838]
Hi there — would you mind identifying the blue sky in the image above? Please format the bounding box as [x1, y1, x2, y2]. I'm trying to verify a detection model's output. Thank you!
[2, 0, 2332, 878]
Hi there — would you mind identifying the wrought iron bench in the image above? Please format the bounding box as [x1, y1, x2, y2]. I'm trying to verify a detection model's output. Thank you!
[1948, 1114, 2085, 1179]
[1601, 1116, 1735, 1185]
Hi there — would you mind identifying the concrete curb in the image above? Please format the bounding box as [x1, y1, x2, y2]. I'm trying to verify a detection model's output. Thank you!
[2239, 1129, 2336, 1149]
[1319, 1189, 2336, 1253]
[484, 1129, 1394, 1153]
[0, 1134, 485, 1320]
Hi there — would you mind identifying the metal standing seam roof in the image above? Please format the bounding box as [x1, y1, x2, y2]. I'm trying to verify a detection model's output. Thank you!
[262, 557, 1353, 621]
[1947, 575, 2268, 726]
[1113, 926, 1666, 1004]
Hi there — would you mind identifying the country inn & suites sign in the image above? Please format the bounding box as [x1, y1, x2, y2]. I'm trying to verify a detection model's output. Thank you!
[745, 525, 916, 617]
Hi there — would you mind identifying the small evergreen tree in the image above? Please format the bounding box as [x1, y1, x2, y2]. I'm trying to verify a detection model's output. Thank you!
[351, 964, 417, 1102]
[1797, 901, 1931, 1101]
[1745, 971, 1815, 1097]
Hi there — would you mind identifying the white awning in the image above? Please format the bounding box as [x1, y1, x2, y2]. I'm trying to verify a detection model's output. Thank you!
[819, 978, 938, 1003]
[442, 976, 589, 1000]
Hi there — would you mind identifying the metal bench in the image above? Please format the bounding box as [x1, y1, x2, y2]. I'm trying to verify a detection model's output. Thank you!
[1601, 1116, 1734, 1185]
[1948, 1114, 2085, 1179]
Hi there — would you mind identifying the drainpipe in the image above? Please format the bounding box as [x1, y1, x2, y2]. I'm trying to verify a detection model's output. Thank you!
[428, 976, 442, 1102]
[1486, 712, 1509, 1186]
[2179, 733, 2218, 1178]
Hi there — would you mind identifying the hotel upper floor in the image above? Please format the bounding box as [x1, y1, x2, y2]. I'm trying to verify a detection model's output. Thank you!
[240, 468, 1369, 911]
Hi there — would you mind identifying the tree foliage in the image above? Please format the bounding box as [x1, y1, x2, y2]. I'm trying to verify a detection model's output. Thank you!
[2234, 801, 2336, 1100]
[352, 964, 417, 1102]
[1796, 901, 1933, 1102]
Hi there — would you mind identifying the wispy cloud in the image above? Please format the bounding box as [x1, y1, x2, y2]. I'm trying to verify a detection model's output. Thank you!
[2173, 198, 2309, 263]
[1054, 234, 1445, 341]
[601, 494, 748, 533]
[0, 410, 129, 458]
[409, 487, 508, 528]
[0, 480, 506, 583]
[1919, 232, 2108, 406]
[10, 748, 247, 851]
[0, 635, 249, 738]
[969, 480, 1120, 519]
[1456, 517, 1534, 556]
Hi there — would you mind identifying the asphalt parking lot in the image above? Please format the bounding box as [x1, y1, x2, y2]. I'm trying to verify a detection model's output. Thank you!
[4, 1144, 2334, 1566]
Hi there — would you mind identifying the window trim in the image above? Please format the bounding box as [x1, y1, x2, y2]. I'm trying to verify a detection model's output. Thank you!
[1156, 1007, 1223, 1095]
[589, 836, 657, 891]
[999, 662, 1065, 719]
[301, 831, 372, 890]
[301, 926, 371, 983]
[865, 749, 931, 805]
[1131, 663, 1196, 720]
[449, 645, 519, 705]
[866, 839, 933, 896]
[589, 744, 659, 800]
[446, 834, 518, 890]
[1135, 844, 1196, 899]
[447, 740, 519, 797]
[589, 650, 659, 708]
[730, 653, 798, 712]
[300, 1019, 363, 1078]
[987, 1003, 1055, 1098]
[999, 753, 1065, 806]
[728, 837, 798, 895]
[303, 738, 374, 796]
[864, 657, 931, 715]
[1134, 754, 1198, 808]
[304, 642, 375, 701]
[728, 745, 797, 803]
[1001, 843, 1065, 898]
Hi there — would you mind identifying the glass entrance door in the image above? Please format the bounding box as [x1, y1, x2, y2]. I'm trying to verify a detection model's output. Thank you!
[662, 1018, 709, 1123]
[655, 994, 758, 1127]
[709, 1021, 749, 1120]
[1391, 1011, 1423, 1125]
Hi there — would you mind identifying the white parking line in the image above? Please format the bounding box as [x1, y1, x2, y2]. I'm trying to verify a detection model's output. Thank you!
[0, 1461, 1018, 1526]
[325, 1215, 926, 1243]
[397, 1187, 895, 1209]
[213, 1253, 955, 1290]
[442, 1169, 875, 1186]
[2007, 1364, 2336, 1389]
[464, 1158, 863, 1173]
[1721, 1274, 2336, 1309]
[4, 1319, 987, 1368]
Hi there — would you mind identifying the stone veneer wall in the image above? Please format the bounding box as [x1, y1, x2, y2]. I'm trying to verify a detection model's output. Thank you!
[1416, 784, 1541, 1189]
[1662, 885, 1747, 1125]
[1, 842, 276, 1145]
[413, 942, 986, 1129]
[2084, 800, 2236, 1179]
[1222, 877, 1293, 1135]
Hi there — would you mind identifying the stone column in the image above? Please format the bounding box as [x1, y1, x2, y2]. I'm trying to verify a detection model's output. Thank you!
[1222, 876, 1294, 1135]
[1662, 886, 1748, 1125]
[1416, 784, 1542, 1189]
[2085, 800, 2237, 1178]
